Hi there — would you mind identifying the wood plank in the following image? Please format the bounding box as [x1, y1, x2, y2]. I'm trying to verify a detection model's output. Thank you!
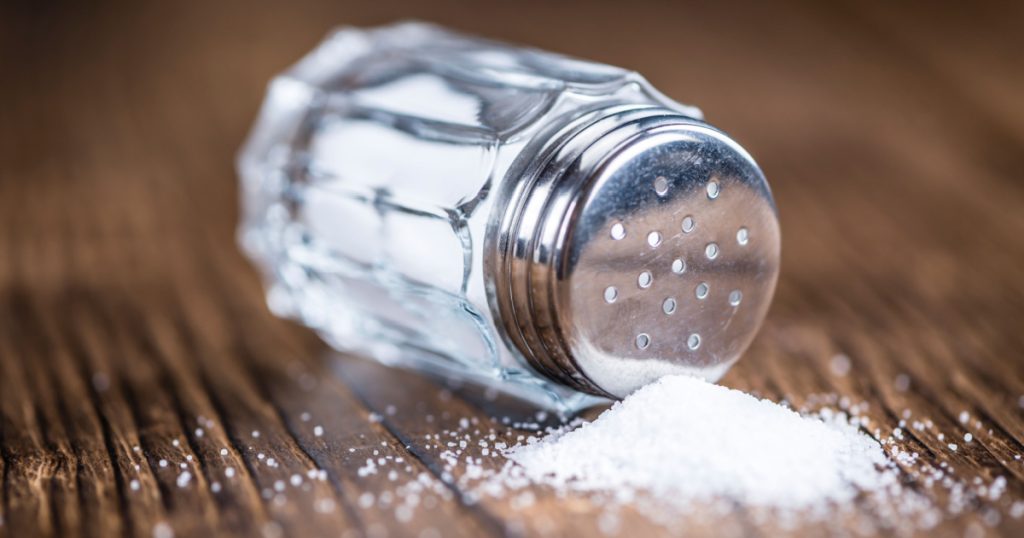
[0, 307, 57, 537]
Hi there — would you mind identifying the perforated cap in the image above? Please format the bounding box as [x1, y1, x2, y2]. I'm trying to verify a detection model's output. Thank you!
[489, 106, 780, 399]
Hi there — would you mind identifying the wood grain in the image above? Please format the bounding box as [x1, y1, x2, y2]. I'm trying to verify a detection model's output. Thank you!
[1, 0, 1022, 536]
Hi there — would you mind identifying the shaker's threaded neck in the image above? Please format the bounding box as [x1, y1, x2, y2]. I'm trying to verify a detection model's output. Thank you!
[487, 105, 780, 399]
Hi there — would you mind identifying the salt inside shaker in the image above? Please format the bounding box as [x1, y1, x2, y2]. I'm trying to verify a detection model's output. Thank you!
[238, 22, 780, 411]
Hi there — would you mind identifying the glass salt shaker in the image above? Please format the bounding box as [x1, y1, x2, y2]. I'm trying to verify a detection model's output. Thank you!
[238, 22, 780, 411]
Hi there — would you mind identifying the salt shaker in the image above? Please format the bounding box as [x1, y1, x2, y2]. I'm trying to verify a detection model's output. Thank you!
[238, 22, 780, 411]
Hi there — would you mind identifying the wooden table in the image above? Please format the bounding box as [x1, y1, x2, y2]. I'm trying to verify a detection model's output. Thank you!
[2, 1, 1022, 536]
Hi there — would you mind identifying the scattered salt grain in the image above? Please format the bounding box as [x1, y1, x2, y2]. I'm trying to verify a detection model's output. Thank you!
[314, 425, 324, 437]
[153, 522, 174, 538]
[225, 467, 236, 478]
[315, 498, 336, 513]
[211, 481, 222, 493]
[252, 430, 260, 438]
[829, 354, 851, 376]
[158, 459, 168, 468]
[130, 479, 140, 491]
[959, 411, 970, 424]
[171, 439, 180, 448]
[176, 471, 192, 488]
[220, 448, 228, 456]
[964, 433, 973, 443]
[358, 492, 375, 509]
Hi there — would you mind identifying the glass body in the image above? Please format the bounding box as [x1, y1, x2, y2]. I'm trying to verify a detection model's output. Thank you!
[238, 22, 703, 410]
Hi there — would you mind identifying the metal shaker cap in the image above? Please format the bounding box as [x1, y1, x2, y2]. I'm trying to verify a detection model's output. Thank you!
[488, 105, 780, 399]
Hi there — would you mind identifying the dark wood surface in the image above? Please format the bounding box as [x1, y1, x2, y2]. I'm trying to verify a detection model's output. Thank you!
[2, 1, 1023, 536]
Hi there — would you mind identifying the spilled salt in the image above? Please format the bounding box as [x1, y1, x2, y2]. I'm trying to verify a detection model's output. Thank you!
[498, 375, 897, 511]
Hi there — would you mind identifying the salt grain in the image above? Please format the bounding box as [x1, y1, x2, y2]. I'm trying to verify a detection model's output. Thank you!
[358, 492, 375, 509]
[829, 354, 851, 376]
[316, 498, 336, 514]
[153, 522, 174, 538]
[314, 425, 324, 437]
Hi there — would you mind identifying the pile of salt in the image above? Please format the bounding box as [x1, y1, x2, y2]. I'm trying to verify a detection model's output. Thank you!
[499, 375, 899, 512]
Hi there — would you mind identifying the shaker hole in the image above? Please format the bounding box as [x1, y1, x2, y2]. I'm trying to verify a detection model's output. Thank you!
[737, 227, 750, 246]
[647, 231, 662, 248]
[707, 180, 721, 199]
[604, 286, 618, 304]
[638, 271, 653, 289]
[705, 242, 720, 260]
[663, 297, 677, 315]
[671, 258, 686, 274]
[654, 176, 669, 196]
[695, 282, 709, 299]
[636, 333, 651, 350]
[687, 333, 702, 350]
[681, 216, 695, 234]
[729, 290, 743, 306]
[610, 222, 626, 240]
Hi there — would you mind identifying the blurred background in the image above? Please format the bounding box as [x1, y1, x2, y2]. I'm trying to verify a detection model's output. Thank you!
[1, 1, 1022, 536]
